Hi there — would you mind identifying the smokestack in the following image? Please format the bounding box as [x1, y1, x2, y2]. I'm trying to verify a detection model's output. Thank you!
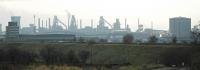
[49, 18, 51, 30]
[38, 18, 40, 29]
[34, 15, 36, 26]
[42, 20, 43, 28]
[76, 19, 78, 28]
[138, 18, 140, 29]
[151, 21, 153, 30]
[91, 19, 93, 28]
[80, 19, 82, 29]
[125, 18, 127, 29]
[33, 15, 36, 33]
[46, 20, 48, 28]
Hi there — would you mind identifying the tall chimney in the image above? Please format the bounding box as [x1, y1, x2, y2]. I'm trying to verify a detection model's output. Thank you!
[76, 19, 78, 28]
[80, 19, 82, 29]
[46, 20, 48, 28]
[138, 18, 140, 29]
[42, 20, 43, 28]
[49, 18, 51, 30]
[91, 19, 93, 28]
[34, 15, 36, 26]
[125, 18, 127, 29]
[38, 18, 40, 29]
[33, 15, 36, 33]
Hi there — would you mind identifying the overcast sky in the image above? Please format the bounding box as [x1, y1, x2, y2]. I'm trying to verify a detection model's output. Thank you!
[0, 0, 200, 31]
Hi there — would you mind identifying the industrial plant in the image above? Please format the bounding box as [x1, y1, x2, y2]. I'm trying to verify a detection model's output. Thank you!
[0, 14, 199, 43]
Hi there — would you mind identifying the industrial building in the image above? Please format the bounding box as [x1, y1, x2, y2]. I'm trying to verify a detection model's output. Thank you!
[5, 16, 76, 43]
[19, 34, 75, 42]
[113, 19, 121, 30]
[3, 15, 172, 43]
[68, 15, 78, 32]
[169, 17, 191, 42]
[6, 22, 20, 42]
[21, 24, 36, 34]
[11, 16, 21, 29]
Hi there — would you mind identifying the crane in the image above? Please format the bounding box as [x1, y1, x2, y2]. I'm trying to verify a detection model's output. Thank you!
[100, 16, 113, 29]
[103, 18, 113, 29]
[57, 18, 67, 28]
[53, 16, 67, 29]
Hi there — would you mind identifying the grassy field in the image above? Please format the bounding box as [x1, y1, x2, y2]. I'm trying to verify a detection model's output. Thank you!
[0, 43, 199, 70]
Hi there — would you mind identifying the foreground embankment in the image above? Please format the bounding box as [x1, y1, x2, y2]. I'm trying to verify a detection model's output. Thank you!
[0, 43, 199, 70]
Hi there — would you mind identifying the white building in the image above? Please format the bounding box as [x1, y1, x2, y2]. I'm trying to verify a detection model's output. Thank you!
[169, 17, 191, 42]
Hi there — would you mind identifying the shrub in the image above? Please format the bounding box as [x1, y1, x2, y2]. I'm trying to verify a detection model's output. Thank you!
[87, 39, 96, 45]
[123, 34, 134, 44]
[66, 50, 80, 65]
[0, 46, 37, 65]
[78, 37, 85, 43]
[191, 31, 200, 44]
[159, 48, 192, 67]
[40, 46, 67, 65]
[40, 46, 80, 65]
[99, 39, 108, 43]
[148, 36, 158, 44]
[78, 50, 90, 64]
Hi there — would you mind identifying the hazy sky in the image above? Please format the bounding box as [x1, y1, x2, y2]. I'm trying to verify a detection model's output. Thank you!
[0, 0, 200, 31]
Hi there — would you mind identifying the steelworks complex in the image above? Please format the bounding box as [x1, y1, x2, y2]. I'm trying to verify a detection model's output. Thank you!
[0, 15, 199, 43]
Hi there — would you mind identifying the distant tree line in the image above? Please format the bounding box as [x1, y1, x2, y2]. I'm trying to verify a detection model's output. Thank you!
[122, 33, 200, 45]
[122, 33, 159, 44]
[75, 32, 200, 45]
